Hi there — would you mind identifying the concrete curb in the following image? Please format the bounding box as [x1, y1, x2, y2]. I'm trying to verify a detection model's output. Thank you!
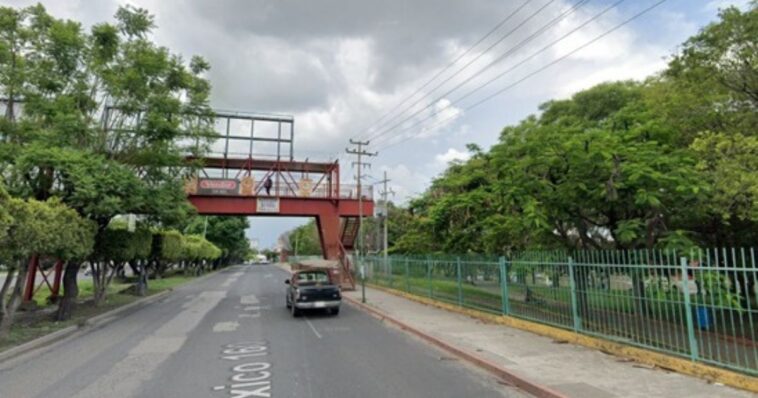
[344, 296, 568, 398]
[0, 323, 79, 363]
[0, 267, 229, 364]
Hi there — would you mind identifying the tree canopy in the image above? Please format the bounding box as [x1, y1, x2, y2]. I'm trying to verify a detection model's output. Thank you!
[390, 4, 758, 255]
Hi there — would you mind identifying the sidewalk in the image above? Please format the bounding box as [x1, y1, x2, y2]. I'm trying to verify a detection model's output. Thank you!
[344, 287, 754, 398]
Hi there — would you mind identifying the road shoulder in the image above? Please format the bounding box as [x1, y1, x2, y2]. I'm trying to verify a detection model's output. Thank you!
[344, 286, 756, 398]
[0, 268, 224, 363]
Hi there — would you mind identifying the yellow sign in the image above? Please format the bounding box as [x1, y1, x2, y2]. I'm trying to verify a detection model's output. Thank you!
[240, 176, 255, 196]
[299, 178, 313, 197]
[183, 176, 198, 195]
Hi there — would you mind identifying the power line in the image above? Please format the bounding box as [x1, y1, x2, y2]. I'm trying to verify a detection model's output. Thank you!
[370, 0, 626, 148]
[373, 0, 669, 153]
[363, 0, 569, 142]
[366, 0, 592, 144]
[354, 0, 534, 141]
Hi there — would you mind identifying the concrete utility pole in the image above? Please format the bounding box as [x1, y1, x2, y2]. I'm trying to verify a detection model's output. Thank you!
[294, 228, 299, 257]
[376, 172, 394, 273]
[346, 139, 377, 303]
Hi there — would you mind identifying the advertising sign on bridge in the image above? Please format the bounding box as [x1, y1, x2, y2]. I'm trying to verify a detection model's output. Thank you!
[197, 179, 240, 196]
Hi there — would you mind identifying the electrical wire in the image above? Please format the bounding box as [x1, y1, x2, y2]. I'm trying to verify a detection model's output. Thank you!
[366, 0, 592, 144]
[353, 0, 534, 141]
[373, 0, 669, 153]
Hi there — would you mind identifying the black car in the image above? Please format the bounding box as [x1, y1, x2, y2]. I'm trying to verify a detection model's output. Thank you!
[285, 269, 341, 317]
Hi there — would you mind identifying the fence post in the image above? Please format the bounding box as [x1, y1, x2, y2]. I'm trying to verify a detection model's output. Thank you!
[680, 256, 699, 361]
[499, 256, 510, 315]
[388, 257, 394, 288]
[568, 256, 582, 332]
[427, 257, 433, 298]
[456, 257, 463, 306]
[405, 257, 410, 292]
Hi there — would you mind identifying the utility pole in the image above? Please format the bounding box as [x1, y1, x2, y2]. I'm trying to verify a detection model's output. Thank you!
[294, 228, 299, 257]
[376, 172, 394, 274]
[346, 139, 377, 303]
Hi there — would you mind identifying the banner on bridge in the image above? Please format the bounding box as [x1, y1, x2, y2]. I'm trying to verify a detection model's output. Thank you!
[257, 197, 280, 213]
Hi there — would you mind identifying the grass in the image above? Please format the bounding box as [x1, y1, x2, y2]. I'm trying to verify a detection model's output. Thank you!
[372, 274, 502, 308]
[27, 279, 132, 308]
[0, 271, 206, 352]
[370, 272, 726, 325]
[146, 273, 196, 292]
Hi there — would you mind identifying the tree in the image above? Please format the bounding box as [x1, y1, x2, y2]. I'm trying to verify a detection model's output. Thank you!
[654, 3, 758, 247]
[0, 4, 214, 308]
[180, 234, 221, 275]
[0, 195, 95, 335]
[184, 216, 250, 265]
[90, 225, 137, 304]
[282, 221, 322, 256]
[149, 229, 184, 278]
[129, 227, 153, 296]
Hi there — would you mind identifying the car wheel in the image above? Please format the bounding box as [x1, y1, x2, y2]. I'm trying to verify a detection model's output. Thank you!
[291, 303, 301, 317]
[330, 307, 340, 316]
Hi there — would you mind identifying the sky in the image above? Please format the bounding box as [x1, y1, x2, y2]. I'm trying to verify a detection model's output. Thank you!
[7, 0, 750, 248]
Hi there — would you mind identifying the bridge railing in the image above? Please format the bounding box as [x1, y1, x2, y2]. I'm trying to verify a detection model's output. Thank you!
[185, 176, 372, 200]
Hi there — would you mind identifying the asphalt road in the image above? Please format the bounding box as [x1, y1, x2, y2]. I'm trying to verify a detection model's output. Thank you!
[0, 264, 523, 398]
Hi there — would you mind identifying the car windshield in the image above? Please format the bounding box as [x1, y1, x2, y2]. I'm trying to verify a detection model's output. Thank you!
[296, 271, 330, 285]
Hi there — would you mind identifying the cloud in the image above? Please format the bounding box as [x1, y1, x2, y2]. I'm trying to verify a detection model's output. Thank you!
[377, 163, 430, 205]
[705, 0, 752, 12]
[131, 0, 628, 156]
[435, 148, 471, 165]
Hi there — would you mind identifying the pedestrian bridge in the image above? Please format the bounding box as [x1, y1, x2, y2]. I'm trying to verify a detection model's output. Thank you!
[178, 110, 373, 289]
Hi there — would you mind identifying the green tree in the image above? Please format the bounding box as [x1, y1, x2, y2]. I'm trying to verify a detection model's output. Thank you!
[284, 220, 323, 256]
[0, 196, 95, 335]
[0, 4, 214, 310]
[184, 216, 250, 265]
[181, 234, 221, 275]
[149, 229, 184, 278]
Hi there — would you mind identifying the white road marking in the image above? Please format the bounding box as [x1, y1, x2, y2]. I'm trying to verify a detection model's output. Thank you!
[213, 321, 240, 332]
[239, 313, 259, 318]
[213, 385, 226, 391]
[222, 272, 244, 288]
[74, 291, 226, 398]
[304, 317, 322, 339]
[240, 295, 259, 305]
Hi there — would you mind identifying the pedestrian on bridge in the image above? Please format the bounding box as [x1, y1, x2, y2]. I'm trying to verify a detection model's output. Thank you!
[264, 176, 273, 195]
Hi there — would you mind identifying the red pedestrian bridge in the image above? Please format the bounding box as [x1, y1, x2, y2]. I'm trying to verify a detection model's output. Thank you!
[22, 110, 372, 302]
[186, 155, 372, 288]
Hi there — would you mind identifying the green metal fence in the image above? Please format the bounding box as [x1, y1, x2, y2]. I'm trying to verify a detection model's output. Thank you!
[363, 248, 758, 376]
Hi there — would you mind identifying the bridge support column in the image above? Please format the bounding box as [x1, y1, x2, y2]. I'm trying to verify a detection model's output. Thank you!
[315, 209, 341, 261]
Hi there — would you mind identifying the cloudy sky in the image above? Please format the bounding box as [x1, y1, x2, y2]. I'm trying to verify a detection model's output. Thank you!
[8, 0, 749, 248]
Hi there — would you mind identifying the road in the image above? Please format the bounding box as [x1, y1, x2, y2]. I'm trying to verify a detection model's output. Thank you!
[0, 264, 524, 398]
